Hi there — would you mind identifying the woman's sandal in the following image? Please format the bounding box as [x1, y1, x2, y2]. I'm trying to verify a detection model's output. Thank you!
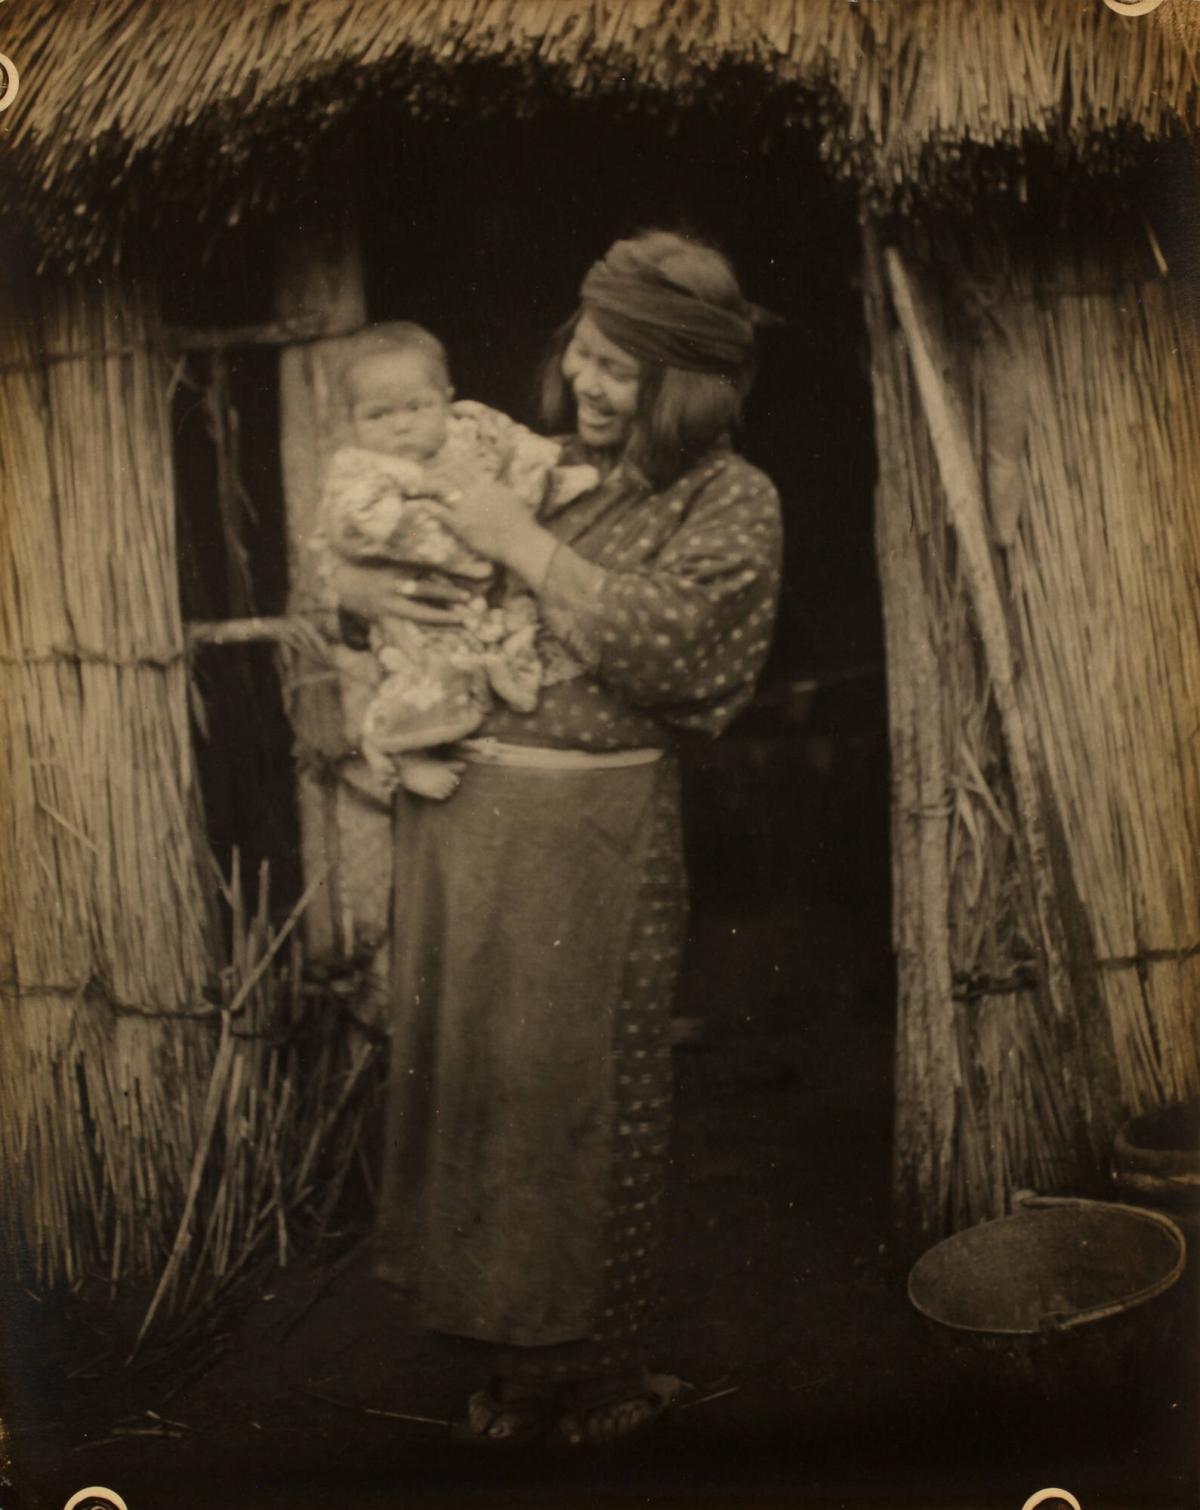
[451, 1383, 561, 1448]
[553, 1372, 684, 1448]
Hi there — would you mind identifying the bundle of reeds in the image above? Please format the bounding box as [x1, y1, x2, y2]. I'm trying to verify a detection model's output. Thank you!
[866, 221, 1200, 1239]
[132, 855, 381, 1351]
[0, 271, 214, 1285]
[1001, 258, 1200, 1114]
[865, 231, 1084, 1239]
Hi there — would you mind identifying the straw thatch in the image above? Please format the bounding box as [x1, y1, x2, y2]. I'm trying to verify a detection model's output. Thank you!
[865, 220, 1200, 1238]
[0, 269, 214, 1284]
[2, 0, 1197, 263]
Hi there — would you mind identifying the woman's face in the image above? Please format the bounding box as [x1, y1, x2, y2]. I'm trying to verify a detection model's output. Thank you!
[561, 313, 641, 453]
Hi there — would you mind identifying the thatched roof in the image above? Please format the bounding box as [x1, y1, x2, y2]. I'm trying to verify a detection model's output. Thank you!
[2, 0, 1198, 261]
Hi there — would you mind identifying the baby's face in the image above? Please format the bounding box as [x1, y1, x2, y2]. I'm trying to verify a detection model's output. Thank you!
[347, 350, 451, 461]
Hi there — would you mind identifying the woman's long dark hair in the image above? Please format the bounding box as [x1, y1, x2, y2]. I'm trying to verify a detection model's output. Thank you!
[539, 232, 756, 489]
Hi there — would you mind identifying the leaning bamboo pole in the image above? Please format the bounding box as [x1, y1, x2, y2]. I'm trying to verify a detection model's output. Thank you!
[0, 269, 213, 1284]
[863, 227, 958, 1236]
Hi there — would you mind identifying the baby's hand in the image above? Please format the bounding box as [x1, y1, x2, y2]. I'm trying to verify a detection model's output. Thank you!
[501, 594, 539, 633]
[342, 475, 404, 511]
[329, 561, 472, 626]
[420, 479, 539, 566]
[548, 464, 600, 508]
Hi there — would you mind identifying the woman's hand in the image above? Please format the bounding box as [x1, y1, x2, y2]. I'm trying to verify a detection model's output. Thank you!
[422, 478, 533, 562]
[327, 559, 471, 626]
[423, 481, 558, 591]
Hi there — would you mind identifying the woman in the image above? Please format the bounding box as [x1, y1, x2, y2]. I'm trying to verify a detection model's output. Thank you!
[332, 230, 783, 1446]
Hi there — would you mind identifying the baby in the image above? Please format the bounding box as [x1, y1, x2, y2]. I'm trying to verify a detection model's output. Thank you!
[313, 323, 593, 801]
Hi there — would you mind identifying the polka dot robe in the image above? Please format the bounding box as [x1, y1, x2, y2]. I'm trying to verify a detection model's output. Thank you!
[484, 439, 783, 1385]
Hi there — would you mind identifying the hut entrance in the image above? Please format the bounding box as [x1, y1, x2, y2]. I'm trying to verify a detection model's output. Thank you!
[357, 102, 890, 1034]
[180, 99, 891, 1257]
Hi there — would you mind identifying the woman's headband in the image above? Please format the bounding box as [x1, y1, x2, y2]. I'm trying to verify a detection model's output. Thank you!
[580, 253, 780, 376]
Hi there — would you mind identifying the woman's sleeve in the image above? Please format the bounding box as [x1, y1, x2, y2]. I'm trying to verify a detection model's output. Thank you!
[538, 467, 782, 722]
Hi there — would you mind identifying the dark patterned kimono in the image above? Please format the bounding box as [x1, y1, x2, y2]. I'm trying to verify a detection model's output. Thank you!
[375, 437, 782, 1381]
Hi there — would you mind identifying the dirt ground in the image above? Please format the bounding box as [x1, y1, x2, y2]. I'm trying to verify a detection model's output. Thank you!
[4, 901, 1197, 1510]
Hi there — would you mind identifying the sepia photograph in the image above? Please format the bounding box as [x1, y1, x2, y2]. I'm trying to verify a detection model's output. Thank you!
[0, 3, 1197, 1507]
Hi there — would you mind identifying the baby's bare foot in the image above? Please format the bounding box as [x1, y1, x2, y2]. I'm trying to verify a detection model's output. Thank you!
[398, 758, 465, 801]
[342, 755, 398, 810]
[486, 627, 541, 713]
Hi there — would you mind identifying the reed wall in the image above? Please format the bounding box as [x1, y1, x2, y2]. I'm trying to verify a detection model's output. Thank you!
[0, 273, 214, 1284]
[867, 221, 1200, 1239]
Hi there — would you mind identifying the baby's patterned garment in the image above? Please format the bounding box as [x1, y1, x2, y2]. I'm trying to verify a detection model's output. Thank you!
[313, 400, 567, 585]
[312, 404, 596, 770]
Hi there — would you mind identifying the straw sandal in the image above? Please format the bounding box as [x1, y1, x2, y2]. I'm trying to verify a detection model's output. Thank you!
[452, 1382, 561, 1448]
[553, 1372, 683, 1448]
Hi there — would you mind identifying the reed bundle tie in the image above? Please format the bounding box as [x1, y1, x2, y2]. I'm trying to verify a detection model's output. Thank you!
[0, 315, 373, 377]
[1, 617, 336, 672]
[1095, 940, 1200, 971]
[0, 969, 386, 1040]
[953, 939, 1200, 1002]
[0, 643, 187, 669]
[0, 973, 220, 1020]
[905, 800, 955, 819]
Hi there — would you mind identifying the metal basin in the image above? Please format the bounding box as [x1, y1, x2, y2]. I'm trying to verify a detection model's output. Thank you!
[908, 1196, 1186, 1400]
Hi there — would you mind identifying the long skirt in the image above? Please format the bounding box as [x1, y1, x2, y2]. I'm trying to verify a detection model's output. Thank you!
[374, 753, 687, 1383]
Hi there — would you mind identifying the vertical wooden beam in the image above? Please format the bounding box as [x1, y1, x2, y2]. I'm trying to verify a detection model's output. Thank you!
[275, 182, 393, 975]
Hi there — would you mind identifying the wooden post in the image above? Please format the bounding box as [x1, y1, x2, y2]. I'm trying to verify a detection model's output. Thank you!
[275, 183, 393, 982]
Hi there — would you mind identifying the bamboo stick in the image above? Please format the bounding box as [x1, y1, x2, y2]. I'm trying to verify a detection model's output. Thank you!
[186, 616, 332, 657]
[864, 226, 959, 1237]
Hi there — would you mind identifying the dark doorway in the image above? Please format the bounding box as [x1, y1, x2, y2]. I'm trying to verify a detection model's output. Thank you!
[167, 87, 892, 1217]
[362, 98, 891, 1043]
